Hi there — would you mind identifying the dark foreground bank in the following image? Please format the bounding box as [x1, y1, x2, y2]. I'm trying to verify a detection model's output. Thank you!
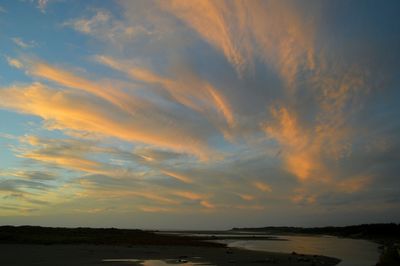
[0, 226, 340, 266]
[0, 225, 221, 246]
[0, 244, 340, 266]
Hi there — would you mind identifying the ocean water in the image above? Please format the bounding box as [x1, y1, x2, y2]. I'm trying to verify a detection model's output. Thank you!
[221, 235, 380, 266]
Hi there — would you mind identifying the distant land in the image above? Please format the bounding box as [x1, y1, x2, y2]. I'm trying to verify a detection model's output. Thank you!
[231, 223, 400, 240]
[1, 223, 398, 245]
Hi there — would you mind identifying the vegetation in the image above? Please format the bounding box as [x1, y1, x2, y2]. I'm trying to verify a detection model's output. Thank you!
[0, 226, 223, 247]
[232, 223, 400, 240]
[377, 244, 400, 266]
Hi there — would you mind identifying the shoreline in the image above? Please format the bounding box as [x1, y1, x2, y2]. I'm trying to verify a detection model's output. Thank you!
[0, 243, 341, 266]
[0, 226, 343, 265]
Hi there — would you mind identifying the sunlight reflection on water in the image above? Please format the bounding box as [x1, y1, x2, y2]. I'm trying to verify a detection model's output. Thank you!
[222, 235, 380, 266]
[102, 258, 214, 265]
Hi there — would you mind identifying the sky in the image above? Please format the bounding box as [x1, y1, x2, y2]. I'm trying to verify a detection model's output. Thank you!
[0, 0, 399, 230]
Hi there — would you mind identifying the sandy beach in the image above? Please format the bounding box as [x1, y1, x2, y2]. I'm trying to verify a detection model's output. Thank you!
[0, 243, 340, 266]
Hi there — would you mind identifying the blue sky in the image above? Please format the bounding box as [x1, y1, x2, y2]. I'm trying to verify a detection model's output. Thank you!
[0, 0, 399, 229]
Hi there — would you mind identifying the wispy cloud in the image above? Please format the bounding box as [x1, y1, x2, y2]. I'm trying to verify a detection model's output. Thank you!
[1, 0, 399, 225]
[37, 0, 49, 13]
[11, 37, 37, 49]
[159, 0, 315, 86]
[5, 57, 23, 69]
[64, 10, 149, 47]
[253, 181, 272, 192]
[162, 170, 194, 184]
[0, 75, 215, 158]
[96, 55, 236, 130]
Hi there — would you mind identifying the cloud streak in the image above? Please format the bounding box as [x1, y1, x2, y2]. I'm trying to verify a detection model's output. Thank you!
[159, 0, 315, 86]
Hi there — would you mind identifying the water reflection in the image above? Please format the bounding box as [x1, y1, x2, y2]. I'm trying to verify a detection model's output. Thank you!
[222, 235, 379, 266]
[102, 258, 214, 265]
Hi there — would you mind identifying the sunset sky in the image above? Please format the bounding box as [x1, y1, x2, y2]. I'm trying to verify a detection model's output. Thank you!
[0, 0, 399, 229]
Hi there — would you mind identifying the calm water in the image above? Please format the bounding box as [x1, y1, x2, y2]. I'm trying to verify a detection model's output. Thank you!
[221, 235, 380, 266]
[102, 259, 214, 265]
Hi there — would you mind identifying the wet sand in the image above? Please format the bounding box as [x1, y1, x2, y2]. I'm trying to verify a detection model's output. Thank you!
[0, 243, 340, 266]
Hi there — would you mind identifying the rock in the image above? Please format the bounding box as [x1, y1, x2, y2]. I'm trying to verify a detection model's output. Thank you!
[226, 249, 234, 254]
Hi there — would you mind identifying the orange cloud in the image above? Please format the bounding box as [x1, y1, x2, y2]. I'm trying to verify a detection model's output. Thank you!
[139, 206, 175, 213]
[0, 83, 212, 158]
[238, 193, 255, 201]
[162, 170, 193, 184]
[337, 176, 372, 193]
[160, 0, 250, 74]
[206, 84, 235, 127]
[171, 190, 204, 201]
[253, 181, 272, 192]
[96, 56, 235, 130]
[24, 59, 149, 116]
[132, 191, 179, 205]
[291, 193, 316, 205]
[96, 55, 235, 129]
[160, 0, 315, 87]
[78, 185, 180, 206]
[263, 106, 327, 181]
[21, 152, 102, 174]
[200, 200, 215, 209]
[6, 57, 23, 69]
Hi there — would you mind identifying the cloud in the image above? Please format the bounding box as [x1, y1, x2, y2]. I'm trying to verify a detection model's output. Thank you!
[253, 181, 272, 192]
[171, 190, 205, 201]
[0, 179, 52, 193]
[15, 135, 158, 179]
[96, 55, 236, 130]
[263, 106, 322, 181]
[64, 10, 149, 46]
[66, 10, 110, 34]
[1, 170, 56, 181]
[11, 37, 37, 49]
[159, 0, 251, 75]
[0, 205, 39, 214]
[162, 170, 193, 184]
[1, 0, 400, 224]
[336, 176, 372, 194]
[0, 132, 19, 140]
[134, 147, 183, 162]
[139, 206, 175, 213]
[159, 0, 315, 86]
[237, 193, 255, 201]
[5, 57, 23, 69]
[17, 136, 102, 172]
[200, 200, 215, 209]
[0, 78, 215, 158]
[37, 0, 49, 13]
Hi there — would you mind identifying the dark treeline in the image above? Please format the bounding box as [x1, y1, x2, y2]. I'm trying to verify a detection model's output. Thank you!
[0, 226, 223, 247]
[232, 223, 400, 240]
